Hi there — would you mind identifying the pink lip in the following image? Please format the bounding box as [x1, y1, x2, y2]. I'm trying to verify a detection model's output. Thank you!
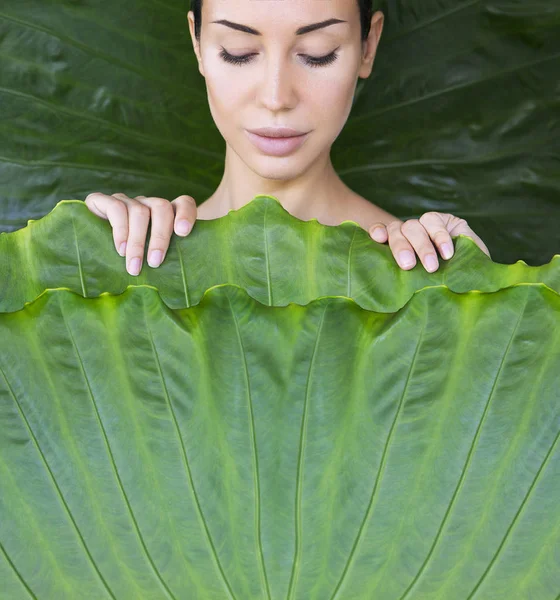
[246, 130, 310, 157]
[248, 127, 307, 138]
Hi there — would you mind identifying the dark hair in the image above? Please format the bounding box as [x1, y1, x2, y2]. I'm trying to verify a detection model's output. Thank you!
[191, 0, 375, 44]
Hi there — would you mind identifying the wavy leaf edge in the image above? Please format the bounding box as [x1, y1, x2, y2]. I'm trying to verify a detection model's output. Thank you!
[9, 280, 560, 320]
[6, 196, 560, 268]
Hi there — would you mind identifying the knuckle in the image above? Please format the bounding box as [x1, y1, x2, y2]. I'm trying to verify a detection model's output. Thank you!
[151, 198, 172, 210]
[84, 192, 105, 204]
[131, 203, 151, 217]
[149, 232, 171, 244]
[448, 216, 469, 235]
[400, 219, 419, 234]
[177, 194, 197, 205]
[419, 211, 440, 223]
[112, 200, 128, 214]
[386, 220, 402, 232]
[128, 240, 146, 250]
[174, 197, 197, 216]
[448, 213, 467, 224]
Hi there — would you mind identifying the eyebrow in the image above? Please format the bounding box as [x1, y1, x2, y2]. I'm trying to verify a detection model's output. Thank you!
[210, 18, 347, 36]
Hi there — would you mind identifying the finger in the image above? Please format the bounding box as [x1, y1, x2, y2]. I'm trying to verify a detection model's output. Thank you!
[120, 199, 151, 276]
[171, 195, 197, 236]
[84, 192, 129, 257]
[399, 219, 440, 272]
[418, 212, 455, 260]
[446, 218, 492, 259]
[131, 197, 175, 269]
[369, 222, 388, 243]
[386, 220, 418, 270]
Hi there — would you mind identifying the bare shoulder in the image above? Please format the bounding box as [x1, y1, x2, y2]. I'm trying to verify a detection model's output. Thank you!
[196, 198, 218, 220]
[340, 191, 402, 233]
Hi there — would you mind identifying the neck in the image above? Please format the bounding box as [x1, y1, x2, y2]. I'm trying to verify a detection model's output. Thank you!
[197, 143, 352, 226]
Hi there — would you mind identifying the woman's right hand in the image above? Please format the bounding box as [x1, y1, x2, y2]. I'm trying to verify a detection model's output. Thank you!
[84, 193, 197, 276]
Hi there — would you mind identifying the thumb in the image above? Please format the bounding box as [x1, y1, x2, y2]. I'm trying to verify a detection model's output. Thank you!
[369, 223, 388, 243]
[172, 195, 198, 236]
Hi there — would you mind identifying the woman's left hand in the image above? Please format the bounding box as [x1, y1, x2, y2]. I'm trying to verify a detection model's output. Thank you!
[369, 212, 491, 273]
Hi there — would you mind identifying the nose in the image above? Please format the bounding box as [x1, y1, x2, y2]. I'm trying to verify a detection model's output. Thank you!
[256, 52, 297, 112]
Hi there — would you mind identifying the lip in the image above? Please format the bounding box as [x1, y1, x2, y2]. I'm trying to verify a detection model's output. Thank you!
[247, 127, 307, 138]
[245, 129, 310, 157]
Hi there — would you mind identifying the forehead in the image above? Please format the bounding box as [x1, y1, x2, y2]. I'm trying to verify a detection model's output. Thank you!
[205, 0, 356, 32]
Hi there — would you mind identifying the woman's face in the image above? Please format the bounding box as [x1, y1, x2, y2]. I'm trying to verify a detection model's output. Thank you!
[188, 0, 383, 181]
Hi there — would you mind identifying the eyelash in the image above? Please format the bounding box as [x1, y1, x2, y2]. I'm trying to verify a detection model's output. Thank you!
[218, 47, 340, 68]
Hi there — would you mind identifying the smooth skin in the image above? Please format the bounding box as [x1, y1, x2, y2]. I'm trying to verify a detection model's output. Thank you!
[84, 0, 491, 277]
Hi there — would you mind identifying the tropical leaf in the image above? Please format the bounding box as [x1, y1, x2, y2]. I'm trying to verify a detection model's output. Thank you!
[1, 196, 559, 599]
[1, 195, 559, 315]
[0, 1, 559, 265]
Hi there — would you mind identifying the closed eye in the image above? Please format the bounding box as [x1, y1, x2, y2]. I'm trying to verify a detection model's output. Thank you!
[219, 47, 340, 68]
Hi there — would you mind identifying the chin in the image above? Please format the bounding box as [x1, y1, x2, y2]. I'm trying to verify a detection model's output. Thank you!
[250, 159, 310, 181]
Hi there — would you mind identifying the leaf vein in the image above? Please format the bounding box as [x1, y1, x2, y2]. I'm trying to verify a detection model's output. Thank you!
[0, 85, 222, 159]
[60, 303, 177, 599]
[227, 293, 271, 599]
[0, 540, 37, 598]
[0, 365, 115, 598]
[0, 11, 203, 93]
[329, 305, 428, 599]
[0, 153, 209, 188]
[143, 309, 237, 598]
[399, 294, 529, 599]
[287, 303, 330, 600]
[349, 52, 560, 125]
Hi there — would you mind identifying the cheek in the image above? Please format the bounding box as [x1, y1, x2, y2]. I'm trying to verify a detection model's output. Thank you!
[305, 72, 358, 134]
[203, 64, 245, 128]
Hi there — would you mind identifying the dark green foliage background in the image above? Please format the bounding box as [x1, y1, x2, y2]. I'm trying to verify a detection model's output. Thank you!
[0, 0, 559, 265]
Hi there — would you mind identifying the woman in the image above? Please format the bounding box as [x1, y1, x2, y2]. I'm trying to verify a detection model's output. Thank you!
[85, 0, 491, 277]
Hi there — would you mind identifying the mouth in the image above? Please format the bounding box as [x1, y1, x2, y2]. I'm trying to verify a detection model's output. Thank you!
[256, 133, 306, 139]
[247, 127, 308, 138]
[245, 130, 310, 157]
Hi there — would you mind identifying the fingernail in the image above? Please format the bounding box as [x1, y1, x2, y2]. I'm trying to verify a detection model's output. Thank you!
[176, 220, 192, 236]
[425, 254, 438, 272]
[371, 227, 384, 241]
[119, 242, 127, 257]
[148, 250, 163, 268]
[128, 257, 141, 276]
[398, 251, 415, 269]
[441, 243, 453, 260]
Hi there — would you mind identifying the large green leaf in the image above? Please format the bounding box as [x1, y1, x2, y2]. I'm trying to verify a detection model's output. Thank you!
[1, 195, 559, 314]
[1, 1, 559, 265]
[1, 196, 559, 599]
